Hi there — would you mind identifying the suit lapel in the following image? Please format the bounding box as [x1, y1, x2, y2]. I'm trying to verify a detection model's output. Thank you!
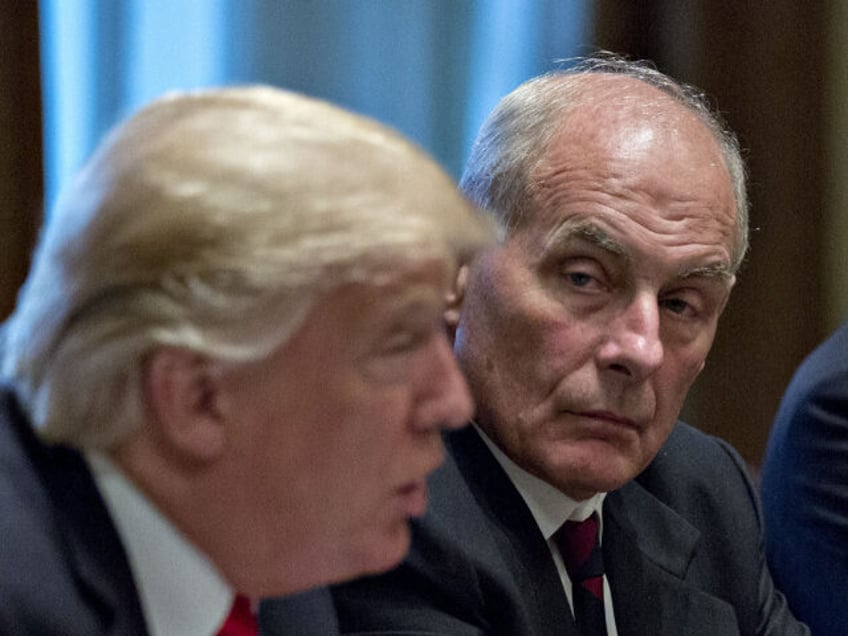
[604, 482, 739, 636]
[447, 426, 742, 635]
[447, 427, 579, 636]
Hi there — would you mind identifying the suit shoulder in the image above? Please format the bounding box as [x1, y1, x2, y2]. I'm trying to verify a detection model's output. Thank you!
[0, 395, 58, 551]
[647, 421, 747, 474]
[0, 402, 87, 631]
[636, 422, 757, 514]
[782, 320, 848, 401]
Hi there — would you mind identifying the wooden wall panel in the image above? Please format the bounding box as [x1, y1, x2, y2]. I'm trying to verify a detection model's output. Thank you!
[594, 1, 827, 467]
[0, 3, 42, 321]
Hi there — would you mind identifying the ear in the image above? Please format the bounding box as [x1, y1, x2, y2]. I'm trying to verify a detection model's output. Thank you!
[142, 347, 226, 464]
[444, 264, 468, 341]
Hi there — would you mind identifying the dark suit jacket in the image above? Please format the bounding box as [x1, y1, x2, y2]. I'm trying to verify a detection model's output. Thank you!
[0, 387, 148, 635]
[760, 319, 848, 636]
[0, 386, 339, 635]
[261, 588, 341, 636]
[333, 423, 807, 635]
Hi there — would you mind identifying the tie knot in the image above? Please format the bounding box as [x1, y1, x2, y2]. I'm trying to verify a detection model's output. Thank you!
[217, 594, 258, 636]
[555, 513, 602, 582]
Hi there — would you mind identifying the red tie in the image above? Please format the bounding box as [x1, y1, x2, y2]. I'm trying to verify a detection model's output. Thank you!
[554, 513, 608, 636]
[217, 594, 258, 636]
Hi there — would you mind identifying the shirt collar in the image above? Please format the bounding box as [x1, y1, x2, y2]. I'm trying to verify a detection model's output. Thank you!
[473, 424, 606, 540]
[86, 451, 233, 636]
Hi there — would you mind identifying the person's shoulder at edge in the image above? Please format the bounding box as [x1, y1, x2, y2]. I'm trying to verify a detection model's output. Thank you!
[777, 319, 848, 407]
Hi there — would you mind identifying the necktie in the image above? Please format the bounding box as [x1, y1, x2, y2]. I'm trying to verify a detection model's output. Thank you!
[554, 513, 608, 636]
[217, 594, 258, 636]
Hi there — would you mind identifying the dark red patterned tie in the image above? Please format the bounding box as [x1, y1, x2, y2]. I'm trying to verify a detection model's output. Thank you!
[554, 513, 608, 636]
[217, 594, 258, 636]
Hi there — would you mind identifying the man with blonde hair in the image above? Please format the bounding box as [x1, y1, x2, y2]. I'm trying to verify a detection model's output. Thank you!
[0, 86, 489, 635]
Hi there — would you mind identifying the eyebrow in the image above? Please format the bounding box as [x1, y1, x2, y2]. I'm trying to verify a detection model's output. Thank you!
[545, 219, 626, 256]
[545, 219, 735, 282]
[678, 262, 734, 282]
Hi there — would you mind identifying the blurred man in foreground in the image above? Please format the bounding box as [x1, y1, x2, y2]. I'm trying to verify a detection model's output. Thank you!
[333, 55, 807, 635]
[0, 86, 489, 635]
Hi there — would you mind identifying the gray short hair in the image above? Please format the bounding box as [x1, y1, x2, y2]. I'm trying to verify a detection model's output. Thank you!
[2, 86, 489, 448]
[460, 53, 749, 271]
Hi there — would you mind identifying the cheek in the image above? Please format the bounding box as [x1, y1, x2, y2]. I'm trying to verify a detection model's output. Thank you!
[322, 412, 415, 560]
[461, 295, 568, 383]
[326, 398, 410, 483]
[654, 350, 709, 421]
[272, 415, 397, 549]
[675, 348, 710, 390]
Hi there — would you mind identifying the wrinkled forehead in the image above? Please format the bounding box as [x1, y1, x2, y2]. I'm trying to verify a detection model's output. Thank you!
[523, 75, 738, 239]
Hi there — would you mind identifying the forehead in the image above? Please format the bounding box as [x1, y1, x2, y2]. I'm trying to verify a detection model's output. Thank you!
[318, 258, 453, 324]
[522, 76, 738, 266]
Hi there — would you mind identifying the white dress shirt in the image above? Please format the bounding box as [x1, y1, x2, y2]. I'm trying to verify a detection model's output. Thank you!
[86, 452, 234, 636]
[475, 426, 619, 635]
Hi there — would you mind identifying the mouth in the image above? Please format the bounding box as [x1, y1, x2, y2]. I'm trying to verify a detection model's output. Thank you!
[393, 444, 445, 518]
[567, 410, 642, 432]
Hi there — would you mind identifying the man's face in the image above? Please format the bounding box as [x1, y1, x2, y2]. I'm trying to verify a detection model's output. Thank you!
[215, 259, 471, 592]
[453, 83, 738, 501]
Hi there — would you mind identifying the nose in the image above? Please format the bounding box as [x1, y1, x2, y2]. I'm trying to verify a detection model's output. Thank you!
[412, 332, 474, 432]
[597, 292, 664, 381]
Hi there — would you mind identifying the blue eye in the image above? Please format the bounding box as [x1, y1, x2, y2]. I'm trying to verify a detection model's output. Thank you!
[557, 258, 607, 294]
[567, 272, 594, 287]
[661, 298, 690, 314]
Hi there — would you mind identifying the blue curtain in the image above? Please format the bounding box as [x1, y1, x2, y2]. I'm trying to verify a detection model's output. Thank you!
[40, 0, 590, 211]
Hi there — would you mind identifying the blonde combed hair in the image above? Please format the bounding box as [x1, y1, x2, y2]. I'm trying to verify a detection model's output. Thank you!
[2, 86, 489, 449]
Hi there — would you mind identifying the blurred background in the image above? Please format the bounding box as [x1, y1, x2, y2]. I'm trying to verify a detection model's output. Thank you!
[1, 1, 844, 472]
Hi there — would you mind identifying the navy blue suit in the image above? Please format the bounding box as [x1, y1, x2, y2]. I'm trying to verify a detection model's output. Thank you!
[0, 386, 339, 635]
[761, 320, 848, 636]
[333, 424, 807, 635]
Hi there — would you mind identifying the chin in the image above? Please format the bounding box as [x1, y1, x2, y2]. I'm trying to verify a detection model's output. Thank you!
[584, 453, 644, 489]
[542, 450, 642, 498]
[355, 521, 412, 578]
